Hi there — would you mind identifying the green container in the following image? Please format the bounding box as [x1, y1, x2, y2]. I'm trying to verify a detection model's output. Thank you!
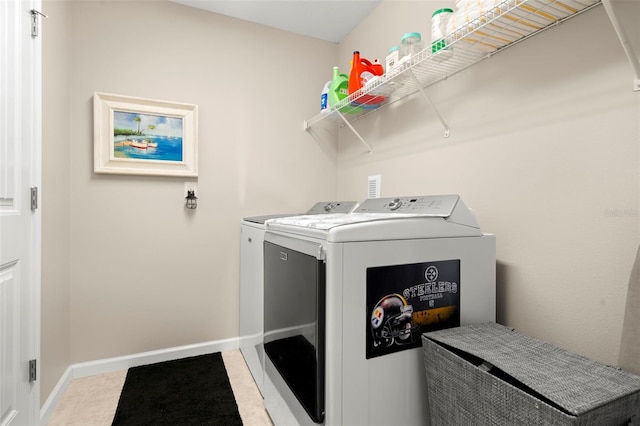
[328, 66, 361, 114]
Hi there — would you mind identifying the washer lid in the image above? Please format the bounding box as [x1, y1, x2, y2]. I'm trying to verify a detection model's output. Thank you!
[242, 213, 301, 225]
[242, 201, 358, 224]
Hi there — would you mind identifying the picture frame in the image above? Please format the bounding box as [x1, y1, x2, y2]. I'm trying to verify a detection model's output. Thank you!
[93, 92, 198, 177]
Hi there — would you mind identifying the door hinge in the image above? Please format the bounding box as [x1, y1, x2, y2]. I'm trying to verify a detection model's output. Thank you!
[30, 9, 48, 38]
[29, 359, 37, 382]
[30, 187, 38, 211]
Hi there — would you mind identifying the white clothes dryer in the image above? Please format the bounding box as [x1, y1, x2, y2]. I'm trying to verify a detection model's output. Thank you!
[262, 195, 496, 425]
[240, 201, 358, 396]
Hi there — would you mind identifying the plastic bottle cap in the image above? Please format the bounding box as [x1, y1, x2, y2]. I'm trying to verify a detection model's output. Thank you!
[388, 45, 400, 53]
[401, 32, 422, 43]
[432, 8, 454, 17]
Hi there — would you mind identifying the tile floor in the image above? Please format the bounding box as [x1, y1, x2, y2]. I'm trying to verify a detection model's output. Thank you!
[47, 350, 272, 426]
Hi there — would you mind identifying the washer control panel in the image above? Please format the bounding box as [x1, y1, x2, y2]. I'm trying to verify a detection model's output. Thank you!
[306, 201, 359, 215]
[354, 194, 459, 216]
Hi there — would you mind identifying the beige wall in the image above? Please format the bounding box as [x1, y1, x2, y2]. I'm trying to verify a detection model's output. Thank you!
[42, 0, 71, 404]
[67, 0, 337, 360]
[41, 0, 338, 402]
[336, 1, 640, 366]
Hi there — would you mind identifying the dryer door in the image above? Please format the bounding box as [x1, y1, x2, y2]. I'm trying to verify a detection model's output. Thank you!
[264, 237, 325, 423]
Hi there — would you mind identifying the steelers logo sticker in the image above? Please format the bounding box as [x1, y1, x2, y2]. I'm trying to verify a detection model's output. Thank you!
[371, 306, 384, 329]
[425, 265, 438, 282]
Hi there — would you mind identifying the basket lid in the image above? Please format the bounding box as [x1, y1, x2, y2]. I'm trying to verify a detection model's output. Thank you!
[424, 323, 640, 416]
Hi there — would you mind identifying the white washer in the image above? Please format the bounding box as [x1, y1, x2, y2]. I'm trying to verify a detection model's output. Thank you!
[263, 195, 496, 425]
[240, 201, 358, 396]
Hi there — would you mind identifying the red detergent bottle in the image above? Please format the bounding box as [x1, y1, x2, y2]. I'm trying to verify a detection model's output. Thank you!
[348, 51, 385, 108]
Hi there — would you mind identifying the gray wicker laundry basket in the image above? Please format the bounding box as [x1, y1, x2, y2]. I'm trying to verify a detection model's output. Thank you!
[422, 323, 640, 425]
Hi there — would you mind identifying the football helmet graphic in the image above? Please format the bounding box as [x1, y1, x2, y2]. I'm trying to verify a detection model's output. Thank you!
[370, 293, 420, 348]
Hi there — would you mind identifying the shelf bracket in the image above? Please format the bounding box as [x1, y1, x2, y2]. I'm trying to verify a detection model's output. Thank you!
[336, 110, 373, 154]
[602, 0, 640, 92]
[408, 70, 451, 137]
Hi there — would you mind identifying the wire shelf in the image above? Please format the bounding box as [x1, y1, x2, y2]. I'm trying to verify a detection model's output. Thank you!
[305, 0, 602, 133]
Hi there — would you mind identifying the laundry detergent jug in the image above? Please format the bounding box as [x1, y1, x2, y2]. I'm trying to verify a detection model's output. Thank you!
[328, 66, 362, 114]
[348, 51, 385, 109]
[321, 80, 331, 113]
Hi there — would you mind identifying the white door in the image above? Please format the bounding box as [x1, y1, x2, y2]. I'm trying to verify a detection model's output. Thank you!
[0, 0, 41, 425]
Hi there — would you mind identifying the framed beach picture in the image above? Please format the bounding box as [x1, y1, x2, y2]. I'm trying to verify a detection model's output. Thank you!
[93, 92, 198, 177]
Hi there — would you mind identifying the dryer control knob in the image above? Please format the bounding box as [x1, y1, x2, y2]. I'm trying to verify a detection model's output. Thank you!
[388, 198, 402, 210]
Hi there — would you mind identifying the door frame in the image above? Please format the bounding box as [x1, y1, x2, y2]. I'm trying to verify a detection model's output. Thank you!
[28, 0, 43, 422]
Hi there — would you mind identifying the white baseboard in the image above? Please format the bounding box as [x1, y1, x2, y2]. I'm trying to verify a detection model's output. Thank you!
[40, 365, 74, 426]
[40, 337, 240, 425]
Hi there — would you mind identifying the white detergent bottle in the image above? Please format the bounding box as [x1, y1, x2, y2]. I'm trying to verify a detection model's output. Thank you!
[320, 80, 331, 113]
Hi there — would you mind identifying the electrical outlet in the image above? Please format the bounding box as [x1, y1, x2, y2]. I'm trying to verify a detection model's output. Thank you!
[184, 182, 197, 196]
[368, 175, 380, 198]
